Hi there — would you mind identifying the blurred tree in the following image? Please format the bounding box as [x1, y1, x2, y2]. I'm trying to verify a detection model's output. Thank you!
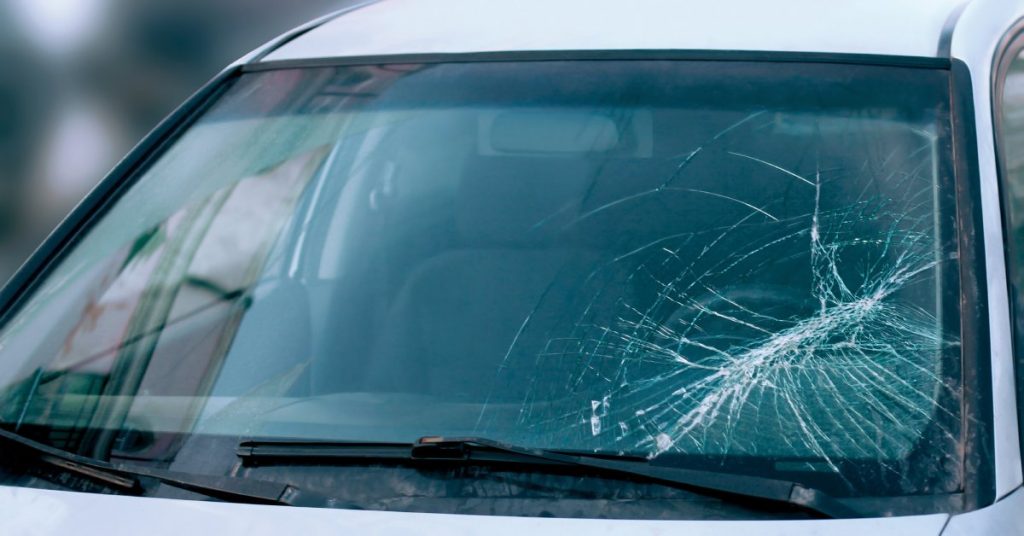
[0, 4, 53, 238]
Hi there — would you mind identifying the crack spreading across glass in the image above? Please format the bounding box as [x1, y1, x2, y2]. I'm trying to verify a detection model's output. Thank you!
[474, 113, 960, 491]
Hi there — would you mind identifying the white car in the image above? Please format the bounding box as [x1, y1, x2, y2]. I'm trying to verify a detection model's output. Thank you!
[0, 0, 1022, 534]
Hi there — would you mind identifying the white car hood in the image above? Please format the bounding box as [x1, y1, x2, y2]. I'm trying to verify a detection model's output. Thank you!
[0, 485, 951, 536]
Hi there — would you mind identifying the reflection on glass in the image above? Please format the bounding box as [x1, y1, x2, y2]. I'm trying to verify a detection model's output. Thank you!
[0, 61, 960, 499]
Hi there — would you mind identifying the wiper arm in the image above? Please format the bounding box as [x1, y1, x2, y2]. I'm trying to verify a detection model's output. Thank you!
[0, 427, 343, 508]
[236, 435, 860, 519]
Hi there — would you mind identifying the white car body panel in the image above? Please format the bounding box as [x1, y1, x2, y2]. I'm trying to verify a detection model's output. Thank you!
[0, 485, 952, 536]
[952, 0, 1024, 500]
[6, 0, 1024, 533]
[262, 0, 966, 62]
[943, 487, 1024, 535]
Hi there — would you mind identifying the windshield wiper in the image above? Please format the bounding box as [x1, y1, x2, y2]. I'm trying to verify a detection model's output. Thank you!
[236, 435, 860, 519]
[0, 427, 345, 508]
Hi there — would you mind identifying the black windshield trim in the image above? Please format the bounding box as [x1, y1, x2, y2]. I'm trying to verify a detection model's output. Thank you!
[244, 49, 951, 74]
[950, 58, 996, 510]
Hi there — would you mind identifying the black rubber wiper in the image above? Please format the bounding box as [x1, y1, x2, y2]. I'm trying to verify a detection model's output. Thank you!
[0, 427, 345, 508]
[236, 435, 860, 519]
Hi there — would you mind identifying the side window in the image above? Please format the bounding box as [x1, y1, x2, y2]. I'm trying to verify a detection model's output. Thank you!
[995, 33, 1024, 456]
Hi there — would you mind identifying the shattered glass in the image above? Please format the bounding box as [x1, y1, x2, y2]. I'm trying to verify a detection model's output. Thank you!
[474, 112, 961, 493]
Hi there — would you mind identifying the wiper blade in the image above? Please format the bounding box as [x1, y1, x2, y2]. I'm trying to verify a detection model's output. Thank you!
[0, 427, 342, 508]
[236, 435, 859, 518]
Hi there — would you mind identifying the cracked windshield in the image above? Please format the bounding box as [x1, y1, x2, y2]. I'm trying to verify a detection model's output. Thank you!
[0, 60, 961, 498]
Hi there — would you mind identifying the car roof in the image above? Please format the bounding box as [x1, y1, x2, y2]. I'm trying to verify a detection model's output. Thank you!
[260, 0, 971, 64]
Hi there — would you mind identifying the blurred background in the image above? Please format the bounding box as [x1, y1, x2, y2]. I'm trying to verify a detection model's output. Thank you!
[0, 0, 358, 281]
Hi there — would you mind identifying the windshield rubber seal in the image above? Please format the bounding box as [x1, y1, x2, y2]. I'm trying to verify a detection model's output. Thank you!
[950, 57, 996, 511]
[242, 49, 952, 74]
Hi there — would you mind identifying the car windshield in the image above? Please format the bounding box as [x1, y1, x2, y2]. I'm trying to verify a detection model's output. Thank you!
[0, 60, 963, 505]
